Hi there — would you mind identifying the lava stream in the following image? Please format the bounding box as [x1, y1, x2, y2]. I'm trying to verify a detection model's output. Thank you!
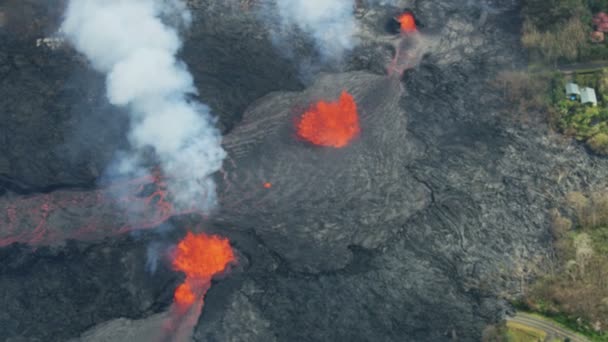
[296, 91, 360, 148]
[0, 173, 200, 248]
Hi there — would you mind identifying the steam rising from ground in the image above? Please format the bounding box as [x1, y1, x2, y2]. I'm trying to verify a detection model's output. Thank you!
[273, 0, 357, 62]
[61, 0, 225, 210]
[260, 0, 400, 69]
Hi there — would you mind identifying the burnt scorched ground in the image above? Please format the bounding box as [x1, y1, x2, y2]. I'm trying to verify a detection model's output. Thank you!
[194, 2, 545, 341]
[4, 0, 608, 342]
[0, 234, 177, 342]
[216, 71, 430, 273]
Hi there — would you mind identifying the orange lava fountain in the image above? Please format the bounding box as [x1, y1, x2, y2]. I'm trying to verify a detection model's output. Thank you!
[172, 232, 236, 308]
[397, 12, 417, 33]
[296, 91, 360, 148]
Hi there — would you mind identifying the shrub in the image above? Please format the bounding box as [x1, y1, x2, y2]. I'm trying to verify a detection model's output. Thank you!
[522, 17, 589, 63]
[587, 132, 608, 154]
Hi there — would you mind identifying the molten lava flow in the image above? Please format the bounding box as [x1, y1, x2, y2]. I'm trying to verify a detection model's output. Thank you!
[397, 12, 417, 33]
[174, 282, 197, 306]
[296, 91, 360, 148]
[171, 232, 235, 308]
[0, 172, 205, 248]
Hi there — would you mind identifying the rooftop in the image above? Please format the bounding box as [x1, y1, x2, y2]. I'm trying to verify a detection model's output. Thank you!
[581, 87, 598, 106]
[566, 82, 581, 95]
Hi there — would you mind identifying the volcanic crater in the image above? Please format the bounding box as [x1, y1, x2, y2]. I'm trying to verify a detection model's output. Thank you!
[3, 0, 607, 341]
[217, 71, 430, 272]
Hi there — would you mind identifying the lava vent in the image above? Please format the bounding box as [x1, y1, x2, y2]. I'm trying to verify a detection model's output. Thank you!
[217, 71, 431, 272]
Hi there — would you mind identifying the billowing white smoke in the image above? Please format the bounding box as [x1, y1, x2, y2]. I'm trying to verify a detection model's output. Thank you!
[266, 0, 399, 65]
[273, 0, 357, 61]
[61, 0, 225, 210]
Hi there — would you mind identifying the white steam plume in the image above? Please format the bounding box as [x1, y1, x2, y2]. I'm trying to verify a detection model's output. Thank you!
[264, 0, 399, 64]
[272, 0, 357, 62]
[61, 0, 225, 210]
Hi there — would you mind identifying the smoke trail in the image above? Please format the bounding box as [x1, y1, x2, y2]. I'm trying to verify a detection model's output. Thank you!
[61, 0, 225, 210]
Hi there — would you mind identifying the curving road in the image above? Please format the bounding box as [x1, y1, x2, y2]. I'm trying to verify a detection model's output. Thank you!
[506, 312, 590, 342]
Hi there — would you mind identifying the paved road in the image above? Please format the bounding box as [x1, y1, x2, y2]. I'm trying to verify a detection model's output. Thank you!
[506, 312, 590, 342]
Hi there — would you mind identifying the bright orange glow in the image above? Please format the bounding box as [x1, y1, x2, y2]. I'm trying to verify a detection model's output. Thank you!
[397, 12, 417, 33]
[174, 282, 196, 306]
[263, 182, 272, 189]
[172, 232, 235, 307]
[296, 91, 360, 148]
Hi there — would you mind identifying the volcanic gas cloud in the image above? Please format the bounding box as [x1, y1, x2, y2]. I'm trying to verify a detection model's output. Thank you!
[172, 232, 235, 309]
[397, 12, 417, 33]
[296, 91, 360, 148]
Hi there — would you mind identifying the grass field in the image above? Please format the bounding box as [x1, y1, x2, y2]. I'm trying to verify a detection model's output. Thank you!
[506, 321, 547, 342]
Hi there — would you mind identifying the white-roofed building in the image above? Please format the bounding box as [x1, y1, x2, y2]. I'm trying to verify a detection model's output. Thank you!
[581, 87, 598, 106]
[565, 82, 581, 100]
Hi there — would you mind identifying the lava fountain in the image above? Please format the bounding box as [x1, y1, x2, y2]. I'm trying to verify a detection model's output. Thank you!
[158, 232, 235, 341]
[296, 91, 360, 148]
[397, 12, 417, 33]
[171, 232, 235, 309]
[388, 11, 427, 77]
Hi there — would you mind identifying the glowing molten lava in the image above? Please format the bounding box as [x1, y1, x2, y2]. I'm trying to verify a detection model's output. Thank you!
[174, 282, 197, 306]
[397, 12, 417, 33]
[296, 91, 360, 148]
[0, 172, 197, 248]
[172, 232, 235, 308]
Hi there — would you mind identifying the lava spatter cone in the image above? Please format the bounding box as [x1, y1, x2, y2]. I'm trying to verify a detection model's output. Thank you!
[397, 12, 417, 33]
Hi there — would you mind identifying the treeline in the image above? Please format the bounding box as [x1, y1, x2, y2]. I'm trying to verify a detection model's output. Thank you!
[521, 0, 592, 63]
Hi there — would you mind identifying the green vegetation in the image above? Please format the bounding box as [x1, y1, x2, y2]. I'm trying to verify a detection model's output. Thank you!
[549, 69, 608, 155]
[589, 132, 608, 154]
[491, 68, 608, 154]
[514, 3, 608, 338]
[522, 0, 608, 63]
[521, 191, 608, 341]
[506, 321, 547, 341]
[483, 319, 568, 341]
[515, 302, 606, 341]
[515, 1, 608, 153]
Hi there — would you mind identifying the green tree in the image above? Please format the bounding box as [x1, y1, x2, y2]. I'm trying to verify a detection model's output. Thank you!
[588, 0, 608, 12]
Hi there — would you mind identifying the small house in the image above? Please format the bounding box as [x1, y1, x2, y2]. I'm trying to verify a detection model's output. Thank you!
[565, 82, 581, 101]
[581, 87, 598, 106]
